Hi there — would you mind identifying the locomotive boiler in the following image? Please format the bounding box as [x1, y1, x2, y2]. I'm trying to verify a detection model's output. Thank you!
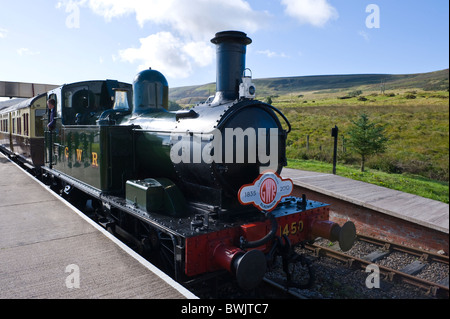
[31, 31, 356, 290]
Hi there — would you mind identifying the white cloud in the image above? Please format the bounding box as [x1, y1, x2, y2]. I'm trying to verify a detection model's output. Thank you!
[85, 0, 268, 41]
[358, 30, 370, 42]
[17, 48, 40, 56]
[58, 0, 269, 80]
[281, 0, 338, 27]
[0, 28, 8, 38]
[119, 32, 214, 78]
[257, 50, 289, 59]
[182, 41, 215, 67]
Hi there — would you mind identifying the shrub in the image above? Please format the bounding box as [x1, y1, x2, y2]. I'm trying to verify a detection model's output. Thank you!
[348, 90, 363, 97]
[367, 156, 403, 174]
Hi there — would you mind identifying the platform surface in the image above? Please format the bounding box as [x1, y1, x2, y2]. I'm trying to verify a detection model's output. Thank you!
[0, 154, 196, 299]
[282, 168, 449, 234]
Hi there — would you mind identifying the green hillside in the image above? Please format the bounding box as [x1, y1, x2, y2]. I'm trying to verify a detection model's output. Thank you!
[169, 69, 449, 105]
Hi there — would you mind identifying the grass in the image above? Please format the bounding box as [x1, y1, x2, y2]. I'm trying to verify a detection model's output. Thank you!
[275, 90, 449, 184]
[279, 89, 449, 203]
[273, 89, 449, 107]
[287, 158, 449, 204]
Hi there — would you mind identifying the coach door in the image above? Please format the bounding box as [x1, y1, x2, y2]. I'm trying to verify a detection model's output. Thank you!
[45, 91, 62, 169]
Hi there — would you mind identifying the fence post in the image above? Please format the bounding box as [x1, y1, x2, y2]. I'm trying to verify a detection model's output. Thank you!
[342, 135, 346, 153]
[331, 125, 339, 174]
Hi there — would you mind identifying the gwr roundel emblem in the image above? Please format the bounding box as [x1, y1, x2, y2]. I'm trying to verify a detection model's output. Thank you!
[260, 177, 277, 204]
[238, 172, 293, 212]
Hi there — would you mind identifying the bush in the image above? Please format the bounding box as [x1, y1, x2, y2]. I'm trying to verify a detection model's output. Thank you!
[367, 156, 403, 174]
[348, 90, 363, 97]
[405, 94, 416, 99]
[338, 152, 359, 165]
[169, 100, 182, 110]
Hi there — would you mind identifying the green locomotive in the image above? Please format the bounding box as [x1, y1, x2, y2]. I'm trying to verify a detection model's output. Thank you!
[23, 31, 356, 290]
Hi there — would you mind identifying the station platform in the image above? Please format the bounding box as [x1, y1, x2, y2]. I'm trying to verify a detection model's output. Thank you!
[0, 153, 196, 299]
[282, 168, 449, 253]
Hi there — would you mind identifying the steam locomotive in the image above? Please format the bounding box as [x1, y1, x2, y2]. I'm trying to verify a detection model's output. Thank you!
[0, 31, 356, 290]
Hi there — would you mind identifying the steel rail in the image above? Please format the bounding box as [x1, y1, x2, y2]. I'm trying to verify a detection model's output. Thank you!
[262, 277, 308, 299]
[357, 234, 449, 265]
[304, 240, 449, 298]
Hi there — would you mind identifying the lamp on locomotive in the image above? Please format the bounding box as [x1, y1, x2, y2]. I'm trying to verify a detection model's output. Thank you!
[113, 89, 130, 111]
[133, 68, 169, 113]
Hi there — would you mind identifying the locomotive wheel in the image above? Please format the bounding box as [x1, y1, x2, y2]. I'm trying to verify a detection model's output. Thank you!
[152, 231, 183, 281]
[136, 237, 152, 256]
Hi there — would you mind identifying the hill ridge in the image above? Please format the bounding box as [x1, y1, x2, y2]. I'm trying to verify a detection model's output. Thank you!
[170, 68, 449, 105]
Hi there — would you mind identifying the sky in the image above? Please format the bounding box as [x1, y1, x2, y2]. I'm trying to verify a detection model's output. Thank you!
[0, 0, 448, 93]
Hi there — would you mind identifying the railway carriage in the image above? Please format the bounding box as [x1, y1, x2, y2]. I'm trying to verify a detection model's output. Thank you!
[0, 93, 47, 167]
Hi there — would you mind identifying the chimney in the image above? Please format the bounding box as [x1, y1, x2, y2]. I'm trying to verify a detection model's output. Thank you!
[211, 31, 252, 103]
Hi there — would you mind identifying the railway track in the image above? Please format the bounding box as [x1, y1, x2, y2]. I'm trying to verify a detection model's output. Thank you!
[304, 234, 449, 298]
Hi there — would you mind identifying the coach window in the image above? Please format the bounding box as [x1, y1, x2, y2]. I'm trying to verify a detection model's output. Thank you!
[23, 114, 29, 136]
[35, 109, 46, 136]
[48, 93, 58, 122]
[12, 114, 15, 134]
[48, 94, 58, 111]
[17, 117, 21, 135]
